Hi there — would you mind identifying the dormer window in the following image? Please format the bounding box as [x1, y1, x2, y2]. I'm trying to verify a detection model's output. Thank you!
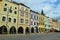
[5, 3, 7, 6]
[15, 7, 17, 9]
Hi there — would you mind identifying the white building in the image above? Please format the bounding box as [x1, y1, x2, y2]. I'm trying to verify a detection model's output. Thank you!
[30, 10, 39, 33]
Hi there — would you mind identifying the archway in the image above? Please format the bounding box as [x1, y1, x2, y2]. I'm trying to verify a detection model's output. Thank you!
[25, 27, 29, 34]
[35, 27, 38, 33]
[10, 26, 16, 34]
[0, 25, 7, 34]
[31, 27, 34, 33]
[18, 27, 24, 34]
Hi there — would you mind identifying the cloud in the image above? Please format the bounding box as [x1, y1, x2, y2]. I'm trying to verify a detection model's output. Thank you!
[12, 0, 60, 20]
[46, 3, 60, 19]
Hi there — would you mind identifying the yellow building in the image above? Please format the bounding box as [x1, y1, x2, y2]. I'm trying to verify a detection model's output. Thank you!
[38, 10, 45, 33]
[0, 0, 2, 13]
[0, 0, 19, 34]
[0, 0, 2, 7]
[0, 0, 30, 34]
[18, 3, 30, 34]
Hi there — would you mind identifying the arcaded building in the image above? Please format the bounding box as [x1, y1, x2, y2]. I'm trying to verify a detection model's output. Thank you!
[0, 0, 30, 34]
[0, 0, 59, 34]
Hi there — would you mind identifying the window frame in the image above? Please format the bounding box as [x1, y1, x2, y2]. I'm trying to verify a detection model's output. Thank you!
[4, 8, 7, 11]
[14, 18, 16, 23]
[8, 18, 11, 22]
[2, 16, 6, 21]
[20, 18, 24, 23]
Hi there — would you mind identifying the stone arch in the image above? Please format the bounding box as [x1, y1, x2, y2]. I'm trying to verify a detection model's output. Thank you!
[31, 27, 34, 33]
[0, 25, 7, 34]
[35, 27, 38, 33]
[25, 27, 29, 34]
[10, 26, 16, 34]
[18, 26, 24, 34]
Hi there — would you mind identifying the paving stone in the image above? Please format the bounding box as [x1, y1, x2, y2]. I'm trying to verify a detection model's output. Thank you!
[0, 33, 60, 40]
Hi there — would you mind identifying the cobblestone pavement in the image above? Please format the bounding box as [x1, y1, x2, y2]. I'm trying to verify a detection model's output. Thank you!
[0, 32, 60, 40]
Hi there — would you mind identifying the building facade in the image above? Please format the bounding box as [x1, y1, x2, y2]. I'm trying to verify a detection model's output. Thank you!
[30, 10, 39, 33]
[44, 16, 50, 32]
[18, 3, 30, 34]
[52, 19, 58, 32]
[48, 17, 53, 32]
[0, 0, 19, 34]
[0, 0, 30, 34]
[0, 0, 59, 34]
[38, 10, 45, 33]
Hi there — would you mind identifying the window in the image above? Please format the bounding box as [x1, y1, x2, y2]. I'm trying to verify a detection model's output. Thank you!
[9, 9, 12, 13]
[15, 7, 17, 9]
[14, 11, 17, 14]
[2, 16, 6, 21]
[26, 13, 28, 17]
[21, 7, 24, 10]
[14, 19, 16, 23]
[25, 19, 28, 24]
[5, 3, 7, 6]
[26, 8, 28, 11]
[37, 16, 38, 20]
[8, 18, 11, 22]
[49, 25, 50, 27]
[10, 6, 12, 9]
[40, 22, 44, 25]
[4, 8, 7, 11]
[34, 15, 36, 19]
[45, 25, 46, 27]
[9, 7, 12, 13]
[20, 18, 24, 23]
[34, 22, 36, 25]
[43, 23, 44, 25]
[20, 12, 24, 16]
[30, 21, 33, 25]
[37, 23, 38, 25]
[31, 14, 33, 18]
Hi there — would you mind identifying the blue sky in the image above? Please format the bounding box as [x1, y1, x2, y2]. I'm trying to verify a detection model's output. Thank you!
[12, 0, 60, 20]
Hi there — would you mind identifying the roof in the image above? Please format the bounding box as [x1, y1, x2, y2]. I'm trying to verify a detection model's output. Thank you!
[52, 19, 57, 22]
[19, 3, 30, 8]
[7, 1, 19, 5]
[7, 1, 30, 8]
[12, 1, 30, 8]
[30, 10, 40, 14]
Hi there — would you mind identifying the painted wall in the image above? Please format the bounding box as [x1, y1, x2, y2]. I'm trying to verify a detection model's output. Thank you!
[44, 17, 50, 30]
[30, 10, 39, 33]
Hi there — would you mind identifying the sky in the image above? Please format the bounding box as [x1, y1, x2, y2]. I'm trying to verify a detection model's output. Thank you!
[12, 0, 60, 20]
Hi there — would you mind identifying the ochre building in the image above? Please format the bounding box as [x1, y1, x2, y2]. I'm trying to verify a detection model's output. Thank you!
[0, 0, 30, 34]
[38, 10, 45, 33]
